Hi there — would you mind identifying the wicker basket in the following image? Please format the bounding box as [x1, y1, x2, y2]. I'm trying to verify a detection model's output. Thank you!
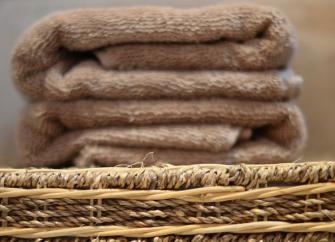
[1, 162, 335, 241]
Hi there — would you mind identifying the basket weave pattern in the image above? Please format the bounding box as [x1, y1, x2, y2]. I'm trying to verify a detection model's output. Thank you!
[1, 162, 335, 241]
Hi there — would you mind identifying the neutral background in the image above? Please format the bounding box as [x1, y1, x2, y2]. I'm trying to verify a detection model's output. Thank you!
[0, 0, 334, 166]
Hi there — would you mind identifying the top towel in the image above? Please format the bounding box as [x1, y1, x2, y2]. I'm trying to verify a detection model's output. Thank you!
[12, 4, 295, 100]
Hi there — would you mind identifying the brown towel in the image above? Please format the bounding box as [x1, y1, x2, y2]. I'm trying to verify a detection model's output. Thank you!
[12, 4, 306, 167]
[20, 60, 301, 101]
[12, 5, 295, 99]
[18, 99, 306, 167]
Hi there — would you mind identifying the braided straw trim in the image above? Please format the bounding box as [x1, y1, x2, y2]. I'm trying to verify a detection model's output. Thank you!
[2, 232, 335, 241]
[1, 162, 334, 190]
[0, 186, 242, 201]
[1, 183, 334, 202]
[2, 222, 335, 238]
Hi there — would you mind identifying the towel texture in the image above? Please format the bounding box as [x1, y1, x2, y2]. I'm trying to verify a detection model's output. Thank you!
[18, 60, 302, 102]
[18, 99, 306, 166]
[12, 4, 306, 167]
[12, 5, 295, 100]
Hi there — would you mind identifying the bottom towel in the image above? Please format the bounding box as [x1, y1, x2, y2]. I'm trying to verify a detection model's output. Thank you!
[18, 99, 306, 167]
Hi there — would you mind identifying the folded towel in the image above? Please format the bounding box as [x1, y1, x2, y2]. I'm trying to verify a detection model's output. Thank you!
[18, 99, 306, 166]
[12, 5, 295, 99]
[18, 60, 302, 102]
[12, 4, 306, 167]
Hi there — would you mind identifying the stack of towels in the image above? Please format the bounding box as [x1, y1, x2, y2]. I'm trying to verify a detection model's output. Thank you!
[12, 5, 307, 167]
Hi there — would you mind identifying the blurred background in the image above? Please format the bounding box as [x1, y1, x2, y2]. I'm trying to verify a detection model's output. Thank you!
[0, 0, 334, 167]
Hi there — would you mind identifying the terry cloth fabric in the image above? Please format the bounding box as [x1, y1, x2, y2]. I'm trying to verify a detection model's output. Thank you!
[12, 4, 306, 167]
[18, 99, 306, 167]
[12, 4, 295, 100]
[16, 60, 302, 102]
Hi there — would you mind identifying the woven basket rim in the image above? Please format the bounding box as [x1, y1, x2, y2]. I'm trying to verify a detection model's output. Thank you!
[1, 161, 334, 190]
[2, 161, 332, 172]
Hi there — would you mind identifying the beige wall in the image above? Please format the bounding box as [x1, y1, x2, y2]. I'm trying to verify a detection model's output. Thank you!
[0, 0, 334, 166]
